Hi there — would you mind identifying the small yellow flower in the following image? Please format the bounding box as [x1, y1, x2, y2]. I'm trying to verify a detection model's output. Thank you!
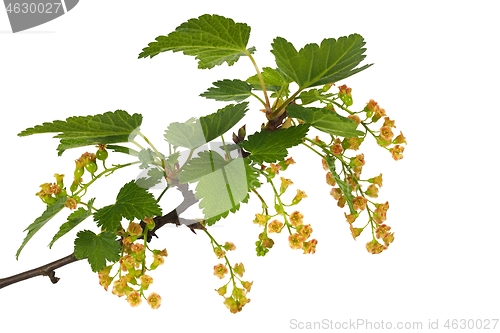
[302, 239, 318, 254]
[126, 291, 142, 307]
[233, 263, 245, 277]
[292, 190, 307, 205]
[289, 211, 304, 227]
[280, 177, 294, 194]
[127, 222, 143, 236]
[147, 292, 162, 309]
[213, 263, 228, 279]
[140, 275, 154, 289]
[297, 224, 313, 240]
[390, 145, 405, 161]
[380, 126, 394, 141]
[289, 233, 305, 250]
[268, 220, 284, 233]
[393, 132, 407, 144]
[214, 247, 226, 259]
[353, 196, 367, 211]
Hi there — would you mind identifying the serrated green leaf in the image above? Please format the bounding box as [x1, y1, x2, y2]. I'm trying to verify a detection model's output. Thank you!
[178, 151, 227, 183]
[74, 230, 121, 272]
[201, 102, 248, 143]
[18, 110, 142, 156]
[203, 159, 260, 225]
[164, 118, 206, 149]
[16, 196, 67, 259]
[94, 181, 162, 231]
[194, 156, 249, 220]
[48, 198, 95, 249]
[204, 194, 249, 226]
[139, 14, 255, 69]
[200, 79, 252, 102]
[286, 104, 363, 137]
[241, 125, 309, 163]
[246, 67, 290, 93]
[164, 103, 248, 149]
[271, 35, 373, 89]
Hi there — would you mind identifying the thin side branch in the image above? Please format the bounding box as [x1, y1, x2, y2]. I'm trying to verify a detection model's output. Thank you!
[0, 253, 78, 289]
[0, 183, 201, 289]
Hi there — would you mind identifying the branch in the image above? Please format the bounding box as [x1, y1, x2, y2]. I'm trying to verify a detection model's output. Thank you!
[0, 183, 201, 289]
[0, 253, 78, 289]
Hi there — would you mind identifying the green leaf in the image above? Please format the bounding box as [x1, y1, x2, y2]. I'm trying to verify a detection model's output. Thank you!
[164, 102, 248, 149]
[297, 89, 331, 105]
[286, 104, 363, 137]
[18, 110, 142, 156]
[94, 181, 162, 232]
[165, 151, 180, 169]
[271, 35, 373, 89]
[139, 14, 255, 69]
[135, 167, 165, 189]
[74, 230, 121, 272]
[241, 125, 309, 163]
[204, 160, 260, 225]
[178, 151, 259, 223]
[48, 198, 95, 249]
[16, 196, 67, 259]
[178, 151, 228, 183]
[200, 79, 252, 102]
[246, 67, 290, 93]
[138, 148, 156, 169]
[325, 156, 356, 214]
[193, 156, 250, 220]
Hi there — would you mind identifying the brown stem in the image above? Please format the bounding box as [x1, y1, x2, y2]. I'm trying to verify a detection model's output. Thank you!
[0, 182, 201, 289]
[0, 253, 78, 289]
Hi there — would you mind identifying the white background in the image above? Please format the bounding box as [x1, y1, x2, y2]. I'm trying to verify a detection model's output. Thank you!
[1, 1, 499, 332]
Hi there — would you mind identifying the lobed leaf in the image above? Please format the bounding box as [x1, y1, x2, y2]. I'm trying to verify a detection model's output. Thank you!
[18, 110, 142, 156]
[135, 167, 165, 189]
[241, 125, 309, 163]
[204, 158, 261, 226]
[16, 196, 67, 259]
[164, 102, 248, 149]
[286, 104, 363, 137]
[178, 150, 228, 184]
[271, 35, 373, 89]
[74, 230, 121, 272]
[193, 156, 250, 220]
[94, 181, 162, 232]
[48, 198, 95, 249]
[200, 79, 252, 102]
[139, 14, 255, 69]
[246, 67, 290, 93]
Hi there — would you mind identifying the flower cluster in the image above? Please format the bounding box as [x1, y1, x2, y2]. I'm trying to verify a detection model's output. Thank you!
[210, 237, 252, 314]
[251, 158, 318, 256]
[304, 84, 405, 254]
[214, 261, 252, 314]
[98, 219, 168, 309]
[35, 173, 66, 206]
